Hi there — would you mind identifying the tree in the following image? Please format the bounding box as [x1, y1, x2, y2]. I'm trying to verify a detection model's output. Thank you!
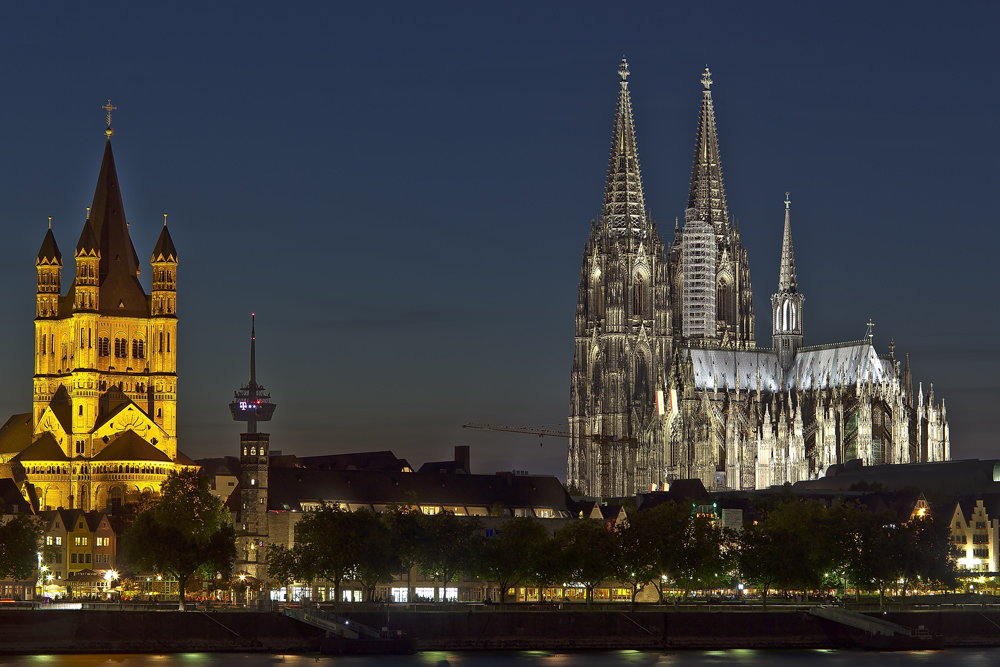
[556, 518, 618, 606]
[736, 500, 834, 607]
[122, 469, 236, 609]
[417, 511, 483, 602]
[385, 503, 424, 603]
[108, 489, 159, 572]
[616, 509, 662, 607]
[350, 509, 397, 601]
[474, 517, 548, 608]
[674, 515, 731, 597]
[640, 501, 693, 603]
[0, 514, 42, 581]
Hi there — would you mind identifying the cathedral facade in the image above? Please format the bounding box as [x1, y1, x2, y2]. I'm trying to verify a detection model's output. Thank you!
[0, 123, 195, 512]
[567, 61, 949, 497]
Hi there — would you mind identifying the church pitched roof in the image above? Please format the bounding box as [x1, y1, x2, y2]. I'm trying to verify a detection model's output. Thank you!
[88, 138, 148, 317]
[13, 433, 68, 462]
[91, 431, 172, 463]
[601, 57, 648, 239]
[688, 67, 730, 231]
[778, 195, 797, 293]
[151, 224, 177, 262]
[36, 227, 62, 265]
[0, 413, 33, 456]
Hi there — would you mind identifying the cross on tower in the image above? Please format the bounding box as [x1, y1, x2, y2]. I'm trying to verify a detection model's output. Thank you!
[619, 57, 630, 82]
[701, 67, 713, 91]
[785, 192, 791, 209]
[866, 318, 875, 344]
[102, 100, 117, 130]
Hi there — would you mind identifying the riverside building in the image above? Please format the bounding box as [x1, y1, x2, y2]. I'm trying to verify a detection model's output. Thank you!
[567, 61, 949, 497]
[0, 113, 196, 512]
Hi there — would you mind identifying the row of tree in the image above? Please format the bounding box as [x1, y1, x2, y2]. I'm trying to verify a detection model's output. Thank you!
[267, 498, 959, 608]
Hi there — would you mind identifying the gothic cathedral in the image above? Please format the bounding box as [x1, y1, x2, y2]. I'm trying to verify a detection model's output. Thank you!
[567, 61, 949, 497]
[0, 121, 195, 512]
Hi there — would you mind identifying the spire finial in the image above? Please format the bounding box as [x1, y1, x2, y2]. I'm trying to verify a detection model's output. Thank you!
[866, 319, 875, 344]
[163, 213, 168, 227]
[619, 56, 629, 82]
[48, 216, 51, 230]
[86, 207, 90, 220]
[701, 66, 712, 91]
[785, 191, 791, 210]
[102, 99, 117, 137]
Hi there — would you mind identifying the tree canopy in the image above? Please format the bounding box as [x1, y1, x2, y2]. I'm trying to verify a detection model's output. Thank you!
[122, 469, 236, 608]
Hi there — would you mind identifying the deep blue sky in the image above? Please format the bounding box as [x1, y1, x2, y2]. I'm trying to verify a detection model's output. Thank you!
[0, 3, 996, 479]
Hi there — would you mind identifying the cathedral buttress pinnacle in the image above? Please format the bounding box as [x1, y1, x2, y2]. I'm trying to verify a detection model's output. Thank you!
[688, 67, 729, 232]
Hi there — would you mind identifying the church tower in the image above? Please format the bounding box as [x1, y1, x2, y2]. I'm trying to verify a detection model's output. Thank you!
[771, 194, 804, 372]
[668, 67, 754, 348]
[17, 110, 192, 514]
[567, 58, 670, 498]
[230, 315, 276, 578]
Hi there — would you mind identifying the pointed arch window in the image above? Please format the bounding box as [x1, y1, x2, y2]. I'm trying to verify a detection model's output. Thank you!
[632, 278, 645, 317]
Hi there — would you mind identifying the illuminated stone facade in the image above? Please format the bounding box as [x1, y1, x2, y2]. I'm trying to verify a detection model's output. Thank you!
[0, 128, 194, 511]
[568, 62, 949, 496]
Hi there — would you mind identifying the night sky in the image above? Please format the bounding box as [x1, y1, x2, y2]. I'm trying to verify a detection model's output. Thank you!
[0, 3, 997, 480]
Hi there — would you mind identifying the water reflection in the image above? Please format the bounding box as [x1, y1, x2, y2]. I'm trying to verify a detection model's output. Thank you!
[2, 652, 999, 667]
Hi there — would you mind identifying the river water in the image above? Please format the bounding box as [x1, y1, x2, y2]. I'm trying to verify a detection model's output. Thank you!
[0, 651, 998, 667]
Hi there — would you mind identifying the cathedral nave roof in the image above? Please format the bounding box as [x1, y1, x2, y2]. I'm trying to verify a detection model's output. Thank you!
[683, 342, 895, 393]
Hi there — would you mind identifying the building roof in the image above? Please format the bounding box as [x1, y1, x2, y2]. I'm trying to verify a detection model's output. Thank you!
[13, 433, 68, 462]
[795, 459, 1000, 496]
[265, 468, 574, 515]
[88, 138, 148, 318]
[75, 217, 99, 257]
[0, 478, 33, 515]
[295, 451, 413, 473]
[36, 227, 62, 265]
[91, 431, 172, 463]
[0, 413, 33, 456]
[151, 224, 177, 262]
[684, 342, 895, 393]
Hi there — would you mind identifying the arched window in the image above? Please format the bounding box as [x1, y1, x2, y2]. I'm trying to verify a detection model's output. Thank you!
[632, 278, 645, 317]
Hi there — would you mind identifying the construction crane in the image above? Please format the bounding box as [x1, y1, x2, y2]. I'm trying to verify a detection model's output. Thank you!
[461, 423, 640, 496]
[461, 422, 639, 446]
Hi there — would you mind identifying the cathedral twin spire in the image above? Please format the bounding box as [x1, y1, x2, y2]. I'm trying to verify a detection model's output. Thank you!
[602, 57, 648, 239]
[688, 67, 730, 231]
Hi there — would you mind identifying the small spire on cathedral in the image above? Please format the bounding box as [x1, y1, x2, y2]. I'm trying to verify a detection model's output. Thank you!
[866, 319, 875, 344]
[86, 207, 90, 220]
[164, 213, 168, 227]
[701, 66, 712, 91]
[48, 216, 51, 230]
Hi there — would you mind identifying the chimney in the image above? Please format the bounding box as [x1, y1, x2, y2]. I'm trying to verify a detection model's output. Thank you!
[455, 445, 470, 474]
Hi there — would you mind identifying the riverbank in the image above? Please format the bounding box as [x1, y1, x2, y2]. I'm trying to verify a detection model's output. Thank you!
[2, 608, 1000, 653]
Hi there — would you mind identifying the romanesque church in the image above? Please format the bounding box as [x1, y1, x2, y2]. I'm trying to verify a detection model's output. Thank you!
[0, 121, 196, 512]
[567, 60, 949, 497]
